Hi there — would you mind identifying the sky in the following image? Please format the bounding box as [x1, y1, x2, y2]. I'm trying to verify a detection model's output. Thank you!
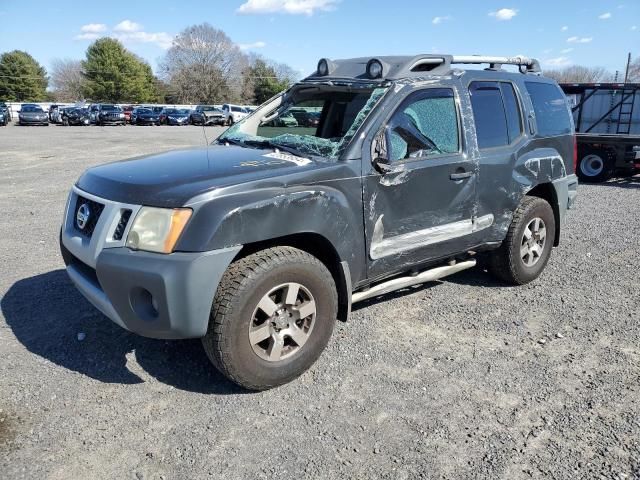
[0, 0, 638, 79]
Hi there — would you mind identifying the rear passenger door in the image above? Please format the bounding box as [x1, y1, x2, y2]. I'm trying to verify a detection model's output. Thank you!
[468, 80, 525, 242]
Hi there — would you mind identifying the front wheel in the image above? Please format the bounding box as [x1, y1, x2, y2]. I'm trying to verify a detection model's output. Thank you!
[488, 196, 556, 285]
[202, 246, 338, 390]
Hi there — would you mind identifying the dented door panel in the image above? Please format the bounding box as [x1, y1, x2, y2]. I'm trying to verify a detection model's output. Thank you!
[361, 80, 479, 279]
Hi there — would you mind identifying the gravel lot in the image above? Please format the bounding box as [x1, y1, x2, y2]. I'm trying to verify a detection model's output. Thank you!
[1, 123, 639, 480]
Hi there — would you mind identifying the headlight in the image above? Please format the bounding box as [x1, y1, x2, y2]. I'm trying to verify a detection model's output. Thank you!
[126, 207, 192, 253]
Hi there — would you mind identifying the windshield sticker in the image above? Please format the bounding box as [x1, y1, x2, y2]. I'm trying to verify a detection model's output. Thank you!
[263, 151, 312, 166]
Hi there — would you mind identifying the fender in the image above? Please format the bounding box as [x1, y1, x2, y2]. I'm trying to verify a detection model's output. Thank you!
[485, 146, 571, 242]
[176, 175, 367, 284]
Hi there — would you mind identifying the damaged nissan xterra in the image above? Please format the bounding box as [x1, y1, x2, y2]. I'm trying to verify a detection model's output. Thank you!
[60, 55, 578, 390]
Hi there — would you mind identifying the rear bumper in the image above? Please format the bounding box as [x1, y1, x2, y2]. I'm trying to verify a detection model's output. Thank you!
[61, 238, 241, 339]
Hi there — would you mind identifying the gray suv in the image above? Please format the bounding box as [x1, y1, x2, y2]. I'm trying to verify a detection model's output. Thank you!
[60, 54, 578, 390]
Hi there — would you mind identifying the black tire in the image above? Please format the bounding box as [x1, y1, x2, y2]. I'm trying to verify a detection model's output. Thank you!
[202, 246, 338, 390]
[577, 147, 613, 183]
[488, 196, 556, 285]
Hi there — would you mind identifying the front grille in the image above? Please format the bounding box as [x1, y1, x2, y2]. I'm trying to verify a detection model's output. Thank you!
[113, 210, 132, 241]
[73, 196, 104, 238]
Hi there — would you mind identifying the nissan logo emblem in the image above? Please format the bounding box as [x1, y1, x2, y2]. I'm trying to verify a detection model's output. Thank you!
[76, 203, 91, 230]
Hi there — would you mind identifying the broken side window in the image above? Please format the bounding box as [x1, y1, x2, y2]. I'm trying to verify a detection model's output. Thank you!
[387, 88, 459, 162]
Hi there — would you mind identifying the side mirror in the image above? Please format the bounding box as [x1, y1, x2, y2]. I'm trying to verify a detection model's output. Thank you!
[372, 128, 393, 174]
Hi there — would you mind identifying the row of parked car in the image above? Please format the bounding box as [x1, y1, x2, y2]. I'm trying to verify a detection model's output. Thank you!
[0, 102, 261, 127]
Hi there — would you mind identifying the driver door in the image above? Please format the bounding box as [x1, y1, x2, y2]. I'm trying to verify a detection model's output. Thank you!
[363, 86, 478, 279]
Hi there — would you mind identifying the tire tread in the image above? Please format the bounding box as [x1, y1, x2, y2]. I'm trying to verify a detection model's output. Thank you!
[202, 246, 336, 390]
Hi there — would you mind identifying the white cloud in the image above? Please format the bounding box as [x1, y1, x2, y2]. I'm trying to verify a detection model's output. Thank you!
[567, 36, 593, 43]
[114, 31, 173, 49]
[598, 12, 612, 20]
[432, 15, 451, 25]
[544, 57, 571, 67]
[80, 23, 107, 33]
[489, 8, 517, 21]
[561, 25, 568, 31]
[114, 20, 143, 32]
[560, 47, 574, 54]
[631, 25, 637, 31]
[74, 32, 101, 40]
[74, 20, 172, 49]
[238, 41, 267, 50]
[237, 0, 338, 15]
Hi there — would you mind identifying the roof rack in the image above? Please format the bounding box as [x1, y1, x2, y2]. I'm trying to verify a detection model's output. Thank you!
[451, 55, 541, 73]
[304, 54, 541, 82]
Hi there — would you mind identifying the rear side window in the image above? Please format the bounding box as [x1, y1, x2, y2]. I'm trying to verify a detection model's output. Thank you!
[525, 82, 572, 137]
[469, 82, 509, 149]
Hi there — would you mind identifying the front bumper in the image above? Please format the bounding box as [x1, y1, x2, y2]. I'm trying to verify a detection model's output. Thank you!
[20, 117, 48, 125]
[167, 118, 190, 125]
[204, 116, 225, 125]
[61, 240, 240, 339]
[99, 117, 125, 124]
[60, 187, 242, 339]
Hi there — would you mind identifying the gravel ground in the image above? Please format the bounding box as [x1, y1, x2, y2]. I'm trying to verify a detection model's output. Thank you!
[1, 123, 639, 480]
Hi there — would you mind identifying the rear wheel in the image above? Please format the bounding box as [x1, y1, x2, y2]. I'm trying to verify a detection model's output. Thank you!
[488, 196, 556, 285]
[577, 148, 613, 183]
[202, 246, 337, 390]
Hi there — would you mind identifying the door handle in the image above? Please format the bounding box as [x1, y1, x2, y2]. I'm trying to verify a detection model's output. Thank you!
[450, 171, 473, 181]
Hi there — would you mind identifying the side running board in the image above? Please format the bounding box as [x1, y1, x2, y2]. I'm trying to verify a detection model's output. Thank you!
[352, 259, 476, 304]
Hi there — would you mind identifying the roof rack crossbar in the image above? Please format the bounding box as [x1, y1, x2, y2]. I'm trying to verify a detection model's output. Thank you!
[451, 55, 540, 73]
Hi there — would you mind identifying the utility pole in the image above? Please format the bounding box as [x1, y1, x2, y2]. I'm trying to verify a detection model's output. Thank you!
[624, 52, 631, 83]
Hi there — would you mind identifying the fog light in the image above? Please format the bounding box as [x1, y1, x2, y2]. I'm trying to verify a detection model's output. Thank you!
[317, 58, 330, 76]
[367, 59, 383, 79]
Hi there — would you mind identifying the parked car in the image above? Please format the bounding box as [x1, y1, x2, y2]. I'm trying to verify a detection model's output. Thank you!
[131, 107, 160, 125]
[122, 106, 134, 124]
[190, 105, 226, 126]
[96, 104, 126, 126]
[62, 107, 91, 126]
[160, 108, 191, 126]
[88, 104, 100, 124]
[290, 108, 320, 128]
[262, 112, 299, 127]
[222, 103, 250, 125]
[0, 105, 9, 126]
[60, 54, 578, 391]
[18, 104, 49, 125]
[48, 104, 61, 122]
[0, 102, 12, 122]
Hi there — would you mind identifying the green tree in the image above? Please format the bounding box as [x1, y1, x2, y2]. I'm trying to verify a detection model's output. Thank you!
[82, 38, 157, 102]
[247, 58, 290, 104]
[0, 50, 48, 101]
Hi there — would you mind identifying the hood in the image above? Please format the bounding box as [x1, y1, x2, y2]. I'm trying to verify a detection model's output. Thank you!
[76, 145, 321, 207]
[137, 112, 158, 118]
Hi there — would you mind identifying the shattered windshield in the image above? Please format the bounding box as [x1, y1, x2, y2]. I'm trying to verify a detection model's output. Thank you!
[218, 85, 388, 159]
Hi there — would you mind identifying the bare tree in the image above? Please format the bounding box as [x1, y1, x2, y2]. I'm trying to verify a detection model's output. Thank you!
[50, 58, 85, 101]
[160, 23, 248, 104]
[543, 65, 614, 83]
[627, 56, 640, 82]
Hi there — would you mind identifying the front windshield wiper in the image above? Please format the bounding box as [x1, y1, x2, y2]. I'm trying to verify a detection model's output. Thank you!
[218, 137, 245, 147]
[244, 139, 308, 159]
[218, 137, 309, 159]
